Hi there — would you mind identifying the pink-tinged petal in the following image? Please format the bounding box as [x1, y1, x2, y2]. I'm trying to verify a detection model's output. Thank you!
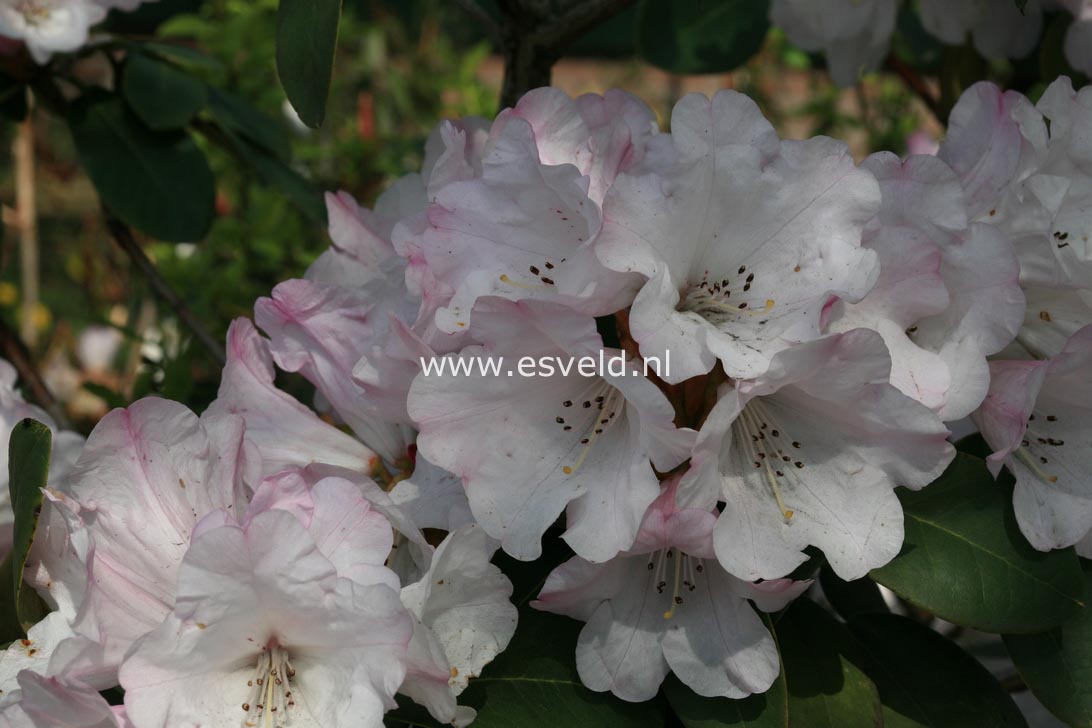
[422, 118, 491, 192]
[662, 567, 780, 698]
[121, 510, 411, 728]
[208, 319, 380, 476]
[972, 359, 1049, 477]
[256, 278, 411, 462]
[53, 399, 249, 672]
[413, 116, 636, 334]
[278, 464, 430, 551]
[938, 82, 1043, 219]
[631, 477, 716, 559]
[505, 87, 662, 204]
[399, 619, 458, 724]
[306, 478, 397, 590]
[244, 471, 404, 591]
[310, 190, 398, 286]
[531, 557, 631, 623]
[989, 326, 1092, 551]
[13, 672, 120, 728]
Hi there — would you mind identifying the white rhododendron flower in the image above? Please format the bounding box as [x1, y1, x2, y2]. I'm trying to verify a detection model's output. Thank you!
[939, 78, 1092, 555]
[119, 507, 413, 728]
[919, 0, 1043, 60]
[682, 330, 954, 581]
[25, 399, 252, 678]
[409, 298, 694, 562]
[826, 153, 1025, 419]
[973, 325, 1092, 551]
[769, 0, 898, 87]
[534, 478, 808, 702]
[0, 0, 158, 63]
[597, 90, 880, 382]
[939, 78, 1092, 290]
[0, 0, 104, 63]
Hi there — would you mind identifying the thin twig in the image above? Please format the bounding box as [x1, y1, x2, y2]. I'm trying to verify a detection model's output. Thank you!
[104, 215, 226, 366]
[887, 54, 941, 121]
[0, 316, 70, 430]
[451, 0, 502, 45]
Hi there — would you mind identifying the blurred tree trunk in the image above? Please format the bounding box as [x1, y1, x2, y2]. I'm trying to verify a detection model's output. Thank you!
[489, 0, 636, 108]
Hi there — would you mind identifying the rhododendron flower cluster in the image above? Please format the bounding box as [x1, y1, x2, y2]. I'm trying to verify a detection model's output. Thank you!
[2, 75, 1091, 725]
[771, 0, 1092, 86]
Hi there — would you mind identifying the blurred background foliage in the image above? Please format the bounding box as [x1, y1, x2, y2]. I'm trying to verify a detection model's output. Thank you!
[0, 0, 1086, 434]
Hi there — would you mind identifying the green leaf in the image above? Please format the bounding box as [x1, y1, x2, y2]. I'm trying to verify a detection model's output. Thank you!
[637, 0, 770, 75]
[871, 453, 1085, 634]
[275, 0, 342, 128]
[68, 94, 215, 242]
[122, 51, 207, 130]
[1004, 562, 1092, 726]
[203, 119, 324, 224]
[206, 87, 291, 161]
[776, 598, 883, 728]
[849, 613, 1027, 728]
[818, 567, 889, 621]
[5, 420, 52, 633]
[139, 41, 223, 72]
[661, 615, 787, 728]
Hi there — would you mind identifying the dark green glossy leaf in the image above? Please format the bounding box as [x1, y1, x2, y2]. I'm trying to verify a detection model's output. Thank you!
[819, 567, 888, 622]
[850, 613, 1027, 727]
[0, 420, 53, 636]
[68, 94, 215, 241]
[122, 51, 207, 130]
[276, 0, 341, 128]
[206, 87, 290, 161]
[636, 0, 769, 75]
[1004, 562, 1092, 727]
[139, 41, 223, 72]
[871, 453, 1085, 634]
[661, 615, 787, 728]
[776, 598, 883, 728]
[204, 119, 324, 224]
